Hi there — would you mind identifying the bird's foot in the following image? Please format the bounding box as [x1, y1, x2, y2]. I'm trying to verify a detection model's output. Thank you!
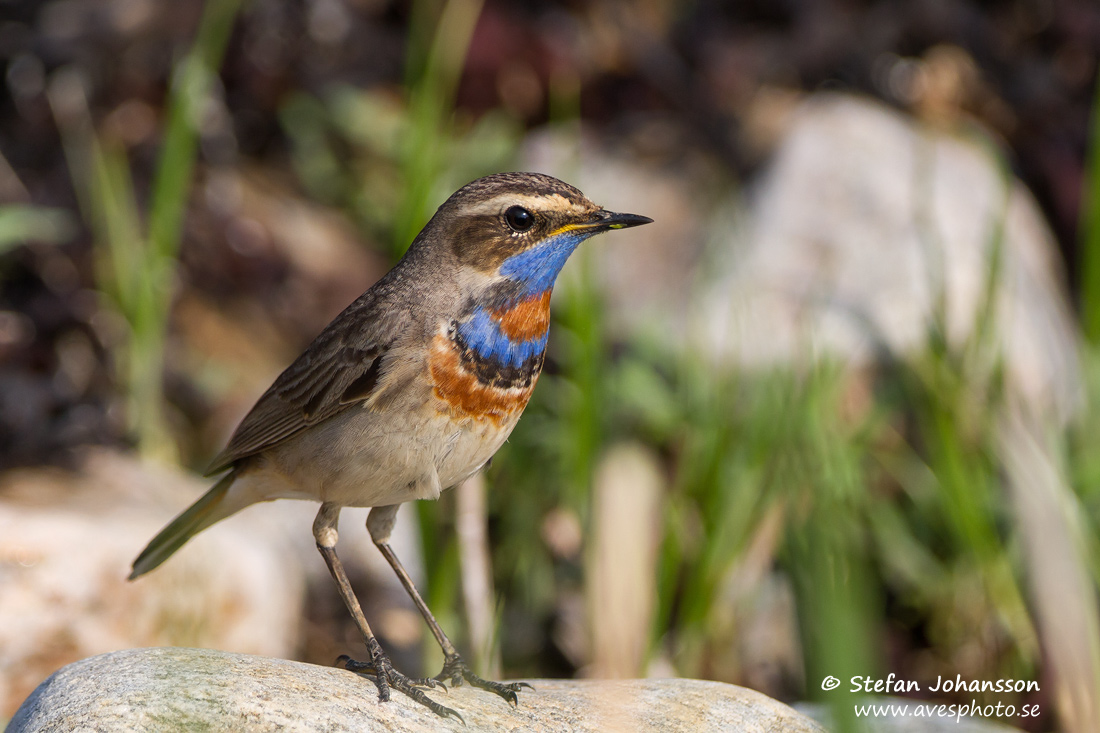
[435, 653, 533, 707]
[337, 653, 462, 722]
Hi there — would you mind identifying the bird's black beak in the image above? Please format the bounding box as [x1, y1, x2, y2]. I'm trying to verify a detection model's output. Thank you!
[586, 209, 653, 232]
[550, 209, 653, 238]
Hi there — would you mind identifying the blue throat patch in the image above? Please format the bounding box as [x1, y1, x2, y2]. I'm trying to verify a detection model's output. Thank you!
[499, 230, 590, 296]
[457, 230, 593, 367]
[457, 307, 549, 368]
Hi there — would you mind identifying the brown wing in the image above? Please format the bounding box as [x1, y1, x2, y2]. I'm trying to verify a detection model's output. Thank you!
[204, 297, 412, 475]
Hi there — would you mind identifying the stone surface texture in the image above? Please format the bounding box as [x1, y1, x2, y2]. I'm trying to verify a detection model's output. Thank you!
[9, 647, 825, 733]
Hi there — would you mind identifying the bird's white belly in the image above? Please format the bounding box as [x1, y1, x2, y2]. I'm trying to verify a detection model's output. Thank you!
[242, 403, 518, 509]
[435, 412, 518, 489]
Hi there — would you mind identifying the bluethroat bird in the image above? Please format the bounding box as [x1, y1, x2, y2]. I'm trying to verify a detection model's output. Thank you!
[129, 172, 651, 720]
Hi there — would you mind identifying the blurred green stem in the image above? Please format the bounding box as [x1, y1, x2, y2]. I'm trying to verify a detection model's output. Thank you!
[789, 368, 877, 733]
[49, 0, 242, 461]
[149, 0, 242, 265]
[560, 251, 608, 516]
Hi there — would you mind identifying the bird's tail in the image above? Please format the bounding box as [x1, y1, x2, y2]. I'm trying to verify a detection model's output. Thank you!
[129, 471, 238, 580]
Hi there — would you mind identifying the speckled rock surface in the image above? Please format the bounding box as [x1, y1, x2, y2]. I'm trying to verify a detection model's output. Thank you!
[9, 647, 825, 732]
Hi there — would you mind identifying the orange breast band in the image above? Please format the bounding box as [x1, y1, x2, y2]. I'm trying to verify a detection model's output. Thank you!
[491, 290, 551, 342]
[428, 334, 536, 425]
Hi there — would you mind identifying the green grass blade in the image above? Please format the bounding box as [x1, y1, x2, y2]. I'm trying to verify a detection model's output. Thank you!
[148, 0, 242, 268]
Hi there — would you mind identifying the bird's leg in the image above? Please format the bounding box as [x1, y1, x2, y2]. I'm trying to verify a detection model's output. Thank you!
[313, 503, 460, 721]
[367, 505, 532, 707]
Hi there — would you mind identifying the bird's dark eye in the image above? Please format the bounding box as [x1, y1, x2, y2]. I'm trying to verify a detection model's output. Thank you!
[504, 206, 534, 233]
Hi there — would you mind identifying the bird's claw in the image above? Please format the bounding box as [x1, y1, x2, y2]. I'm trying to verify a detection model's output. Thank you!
[338, 653, 463, 722]
[434, 653, 532, 707]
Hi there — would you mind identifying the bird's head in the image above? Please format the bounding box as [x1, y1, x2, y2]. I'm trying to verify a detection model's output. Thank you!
[425, 172, 651, 301]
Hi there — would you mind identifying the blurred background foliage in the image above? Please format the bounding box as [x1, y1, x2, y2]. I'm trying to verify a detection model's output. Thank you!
[2, 1, 1099, 731]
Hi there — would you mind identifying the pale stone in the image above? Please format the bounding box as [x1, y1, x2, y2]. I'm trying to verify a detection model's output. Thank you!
[0, 450, 305, 718]
[9, 647, 826, 733]
[696, 93, 1081, 421]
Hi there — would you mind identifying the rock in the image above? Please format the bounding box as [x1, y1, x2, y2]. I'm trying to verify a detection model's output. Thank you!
[9, 647, 825, 733]
[0, 450, 306, 718]
[695, 93, 1081, 422]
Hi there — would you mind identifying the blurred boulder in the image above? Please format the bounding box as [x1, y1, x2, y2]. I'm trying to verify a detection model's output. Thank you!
[9, 647, 827, 733]
[0, 449, 305, 719]
[695, 93, 1081, 421]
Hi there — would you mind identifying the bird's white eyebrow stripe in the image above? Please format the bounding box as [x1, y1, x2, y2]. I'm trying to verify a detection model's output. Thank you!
[461, 193, 594, 217]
